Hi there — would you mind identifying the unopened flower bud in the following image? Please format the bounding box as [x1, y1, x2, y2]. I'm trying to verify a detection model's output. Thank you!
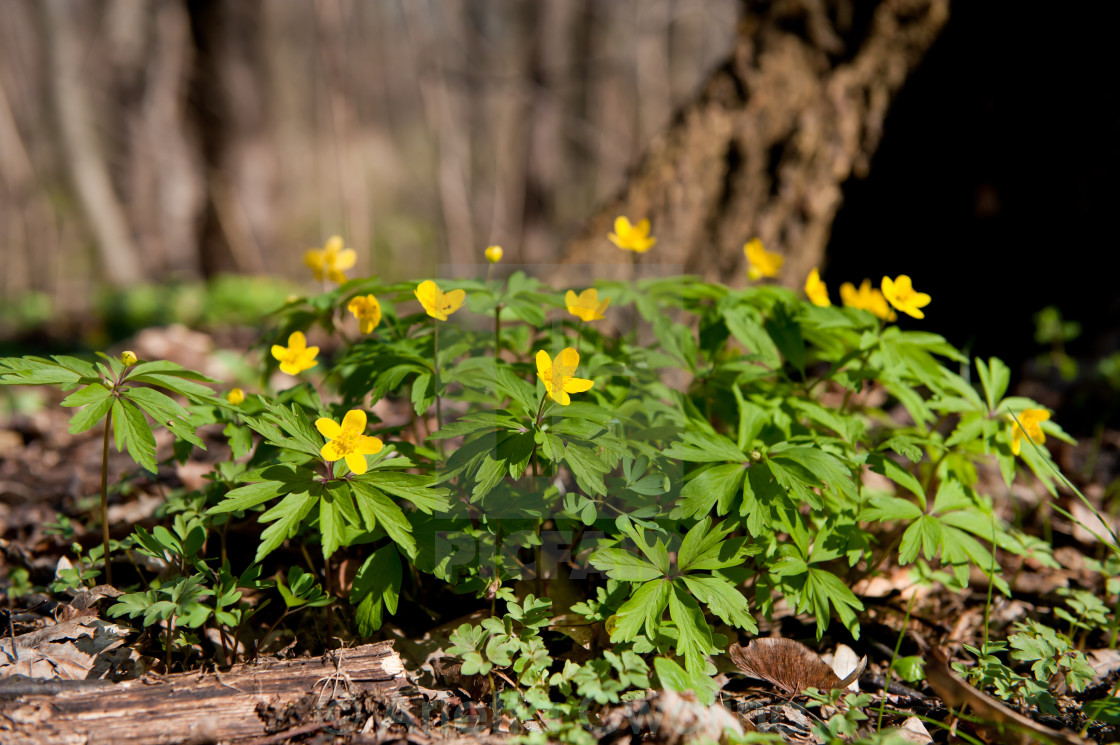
[485, 245, 503, 264]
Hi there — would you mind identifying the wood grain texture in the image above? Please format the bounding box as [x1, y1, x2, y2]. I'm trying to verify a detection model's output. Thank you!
[0, 641, 405, 745]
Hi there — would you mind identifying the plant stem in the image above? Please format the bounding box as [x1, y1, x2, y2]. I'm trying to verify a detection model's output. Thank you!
[494, 304, 502, 360]
[433, 319, 443, 430]
[100, 408, 112, 586]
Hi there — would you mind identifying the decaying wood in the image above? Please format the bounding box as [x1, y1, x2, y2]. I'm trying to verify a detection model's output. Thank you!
[561, 0, 950, 286]
[0, 641, 406, 745]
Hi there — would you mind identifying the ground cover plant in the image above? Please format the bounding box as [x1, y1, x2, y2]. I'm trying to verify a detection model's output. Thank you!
[2, 228, 1117, 744]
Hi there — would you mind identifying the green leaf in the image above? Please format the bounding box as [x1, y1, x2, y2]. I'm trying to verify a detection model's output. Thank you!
[663, 430, 747, 463]
[350, 481, 418, 559]
[112, 398, 158, 473]
[859, 496, 923, 523]
[352, 546, 403, 635]
[589, 548, 663, 582]
[208, 464, 316, 514]
[668, 583, 713, 674]
[66, 386, 115, 434]
[899, 515, 942, 564]
[370, 471, 451, 513]
[654, 656, 718, 706]
[867, 453, 926, 508]
[564, 442, 608, 496]
[680, 574, 756, 632]
[612, 579, 670, 643]
[976, 357, 1010, 412]
[722, 306, 781, 368]
[890, 656, 925, 682]
[765, 303, 805, 373]
[672, 464, 745, 519]
[255, 490, 317, 563]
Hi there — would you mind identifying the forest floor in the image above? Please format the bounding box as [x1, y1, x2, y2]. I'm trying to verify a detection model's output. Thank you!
[2, 326, 1120, 745]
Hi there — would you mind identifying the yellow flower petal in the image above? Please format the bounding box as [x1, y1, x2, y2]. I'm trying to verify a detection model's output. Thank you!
[805, 268, 830, 307]
[341, 409, 367, 434]
[563, 377, 594, 394]
[316, 417, 342, 439]
[345, 452, 368, 475]
[321, 440, 345, 461]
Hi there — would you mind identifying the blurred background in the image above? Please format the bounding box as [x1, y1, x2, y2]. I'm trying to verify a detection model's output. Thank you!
[1, 0, 1119, 434]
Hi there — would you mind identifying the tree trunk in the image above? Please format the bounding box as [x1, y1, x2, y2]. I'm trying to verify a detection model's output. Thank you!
[560, 0, 949, 287]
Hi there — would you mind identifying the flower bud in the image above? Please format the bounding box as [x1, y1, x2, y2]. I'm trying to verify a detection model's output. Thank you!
[120, 351, 137, 366]
[227, 388, 245, 405]
[485, 245, 503, 264]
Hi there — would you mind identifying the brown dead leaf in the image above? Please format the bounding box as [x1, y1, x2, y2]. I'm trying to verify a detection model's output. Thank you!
[729, 638, 865, 695]
[0, 617, 128, 680]
[925, 647, 1088, 745]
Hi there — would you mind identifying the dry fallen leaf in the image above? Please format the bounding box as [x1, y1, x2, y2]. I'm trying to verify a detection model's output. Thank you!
[0, 617, 128, 680]
[729, 638, 865, 695]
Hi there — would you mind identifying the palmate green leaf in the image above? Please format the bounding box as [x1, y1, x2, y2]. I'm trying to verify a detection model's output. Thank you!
[672, 464, 745, 519]
[616, 516, 670, 573]
[124, 386, 205, 449]
[208, 464, 316, 514]
[899, 515, 942, 564]
[882, 376, 934, 427]
[0, 355, 89, 387]
[589, 548, 663, 582]
[255, 490, 317, 564]
[245, 399, 323, 458]
[368, 471, 450, 513]
[858, 495, 923, 523]
[722, 306, 782, 369]
[65, 385, 114, 434]
[611, 579, 670, 643]
[349, 480, 418, 559]
[352, 546, 403, 635]
[663, 430, 747, 463]
[680, 574, 756, 632]
[976, 357, 1011, 412]
[770, 445, 857, 501]
[319, 481, 361, 561]
[764, 302, 805, 374]
[803, 567, 864, 639]
[564, 442, 608, 496]
[126, 371, 223, 405]
[111, 398, 158, 473]
[654, 656, 719, 706]
[786, 398, 863, 442]
[411, 373, 433, 416]
[668, 583, 713, 674]
[867, 452, 926, 508]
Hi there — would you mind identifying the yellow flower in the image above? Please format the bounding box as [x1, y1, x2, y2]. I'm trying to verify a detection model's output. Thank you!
[120, 350, 138, 366]
[1008, 409, 1050, 456]
[805, 268, 830, 307]
[227, 388, 245, 405]
[881, 275, 931, 319]
[304, 235, 356, 284]
[608, 216, 656, 253]
[744, 239, 783, 280]
[347, 294, 382, 334]
[536, 347, 594, 406]
[271, 331, 319, 376]
[315, 409, 383, 475]
[565, 288, 610, 322]
[840, 279, 897, 321]
[414, 280, 466, 321]
[485, 245, 503, 264]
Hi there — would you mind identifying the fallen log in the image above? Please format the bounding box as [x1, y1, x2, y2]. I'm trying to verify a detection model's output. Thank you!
[0, 641, 406, 744]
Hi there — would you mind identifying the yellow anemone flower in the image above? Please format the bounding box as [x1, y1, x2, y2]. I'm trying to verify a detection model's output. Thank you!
[565, 288, 610, 322]
[536, 347, 594, 406]
[120, 350, 138, 366]
[608, 216, 656, 253]
[485, 245, 503, 264]
[805, 268, 831, 307]
[304, 235, 356, 284]
[347, 294, 382, 334]
[315, 409, 383, 475]
[227, 388, 245, 405]
[1008, 409, 1050, 456]
[744, 239, 783, 280]
[415, 280, 466, 321]
[881, 275, 931, 319]
[840, 279, 897, 321]
[271, 331, 319, 376]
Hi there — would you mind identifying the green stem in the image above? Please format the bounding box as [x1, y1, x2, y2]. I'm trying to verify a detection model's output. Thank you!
[101, 408, 112, 586]
[877, 592, 917, 730]
[494, 304, 502, 360]
[433, 319, 443, 430]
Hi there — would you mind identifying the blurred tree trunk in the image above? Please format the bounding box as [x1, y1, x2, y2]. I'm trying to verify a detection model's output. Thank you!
[186, 0, 272, 277]
[561, 0, 949, 286]
[41, 0, 145, 287]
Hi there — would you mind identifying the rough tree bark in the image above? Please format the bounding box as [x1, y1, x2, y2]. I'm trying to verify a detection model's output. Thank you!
[560, 0, 949, 286]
